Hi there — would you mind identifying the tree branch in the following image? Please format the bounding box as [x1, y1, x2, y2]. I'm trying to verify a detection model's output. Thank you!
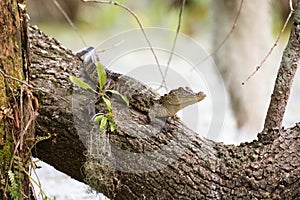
[264, 0, 300, 130]
[29, 25, 87, 182]
[28, 25, 300, 199]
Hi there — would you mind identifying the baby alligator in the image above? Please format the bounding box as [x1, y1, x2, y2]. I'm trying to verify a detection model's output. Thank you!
[76, 47, 206, 121]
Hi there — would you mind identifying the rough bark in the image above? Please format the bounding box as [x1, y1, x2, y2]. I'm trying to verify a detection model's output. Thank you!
[0, 0, 33, 199]
[28, 25, 300, 200]
[28, 25, 87, 182]
[264, 1, 300, 130]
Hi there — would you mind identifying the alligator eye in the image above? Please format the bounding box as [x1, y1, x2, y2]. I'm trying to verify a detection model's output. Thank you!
[185, 87, 192, 92]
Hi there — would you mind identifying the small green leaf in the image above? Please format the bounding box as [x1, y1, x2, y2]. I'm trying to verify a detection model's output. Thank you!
[102, 96, 112, 112]
[95, 62, 107, 91]
[105, 89, 121, 95]
[121, 95, 129, 106]
[107, 112, 114, 118]
[94, 115, 104, 122]
[70, 76, 92, 90]
[109, 121, 116, 132]
[100, 116, 107, 130]
[105, 89, 129, 106]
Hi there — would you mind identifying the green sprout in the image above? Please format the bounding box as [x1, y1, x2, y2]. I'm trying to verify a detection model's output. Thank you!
[70, 62, 128, 132]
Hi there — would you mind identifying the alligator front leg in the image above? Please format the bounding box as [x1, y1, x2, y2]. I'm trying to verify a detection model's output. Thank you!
[147, 104, 171, 127]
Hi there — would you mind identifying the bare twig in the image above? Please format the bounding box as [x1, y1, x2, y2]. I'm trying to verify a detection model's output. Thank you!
[27, 164, 48, 200]
[0, 69, 68, 102]
[82, 0, 167, 89]
[95, 40, 124, 54]
[52, 0, 87, 46]
[0, 69, 43, 91]
[19, 86, 36, 151]
[156, 0, 186, 91]
[210, 0, 244, 57]
[191, 0, 244, 71]
[290, 0, 294, 11]
[242, 4, 295, 85]
[0, 69, 32, 88]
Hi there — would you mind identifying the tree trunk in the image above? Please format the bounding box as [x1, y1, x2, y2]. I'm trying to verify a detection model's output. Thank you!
[28, 13, 300, 200]
[0, 0, 34, 199]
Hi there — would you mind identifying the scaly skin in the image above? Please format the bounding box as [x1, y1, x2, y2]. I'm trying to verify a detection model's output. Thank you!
[76, 47, 206, 120]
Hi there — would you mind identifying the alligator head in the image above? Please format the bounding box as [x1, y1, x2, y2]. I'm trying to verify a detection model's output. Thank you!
[160, 87, 206, 116]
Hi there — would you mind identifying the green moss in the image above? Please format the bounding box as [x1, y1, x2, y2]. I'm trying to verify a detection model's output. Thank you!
[4, 55, 24, 83]
[0, 74, 7, 106]
[1, 136, 13, 160]
[0, 135, 13, 173]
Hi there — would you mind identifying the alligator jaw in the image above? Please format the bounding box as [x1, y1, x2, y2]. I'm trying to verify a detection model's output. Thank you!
[161, 88, 206, 116]
[172, 91, 206, 107]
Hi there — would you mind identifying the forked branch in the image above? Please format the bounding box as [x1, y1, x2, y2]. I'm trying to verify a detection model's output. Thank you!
[264, 0, 300, 130]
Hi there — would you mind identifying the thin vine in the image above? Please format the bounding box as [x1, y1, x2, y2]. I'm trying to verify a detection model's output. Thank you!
[82, 0, 167, 90]
[242, 0, 295, 85]
[158, 0, 186, 91]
